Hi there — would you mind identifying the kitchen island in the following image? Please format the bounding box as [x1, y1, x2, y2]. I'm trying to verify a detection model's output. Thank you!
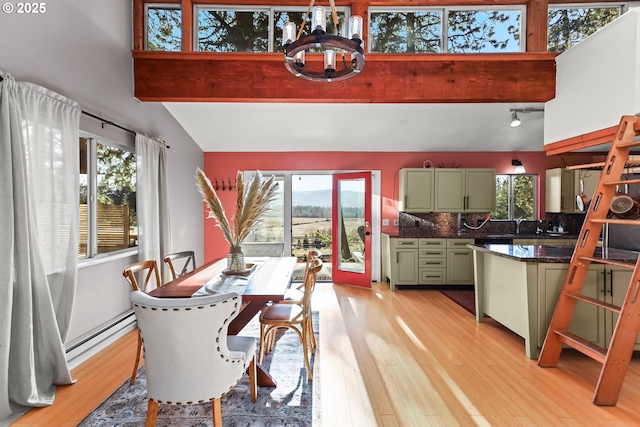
[468, 244, 639, 359]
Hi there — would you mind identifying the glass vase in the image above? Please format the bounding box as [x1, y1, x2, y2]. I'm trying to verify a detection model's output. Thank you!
[227, 246, 246, 273]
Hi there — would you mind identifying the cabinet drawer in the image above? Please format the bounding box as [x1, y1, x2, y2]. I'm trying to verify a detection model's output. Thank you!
[391, 238, 418, 249]
[419, 268, 447, 284]
[419, 258, 446, 268]
[447, 238, 474, 248]
[419, 238, 446, 248]
[419, 249, 446, 258]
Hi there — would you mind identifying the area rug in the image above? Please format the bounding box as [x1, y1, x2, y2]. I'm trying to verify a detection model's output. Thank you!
[440, 290, 476, 315]
[78, 313, 320, 427]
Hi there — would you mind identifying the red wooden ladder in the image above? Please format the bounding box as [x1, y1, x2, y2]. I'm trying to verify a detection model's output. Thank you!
[538, 114, 640, 405]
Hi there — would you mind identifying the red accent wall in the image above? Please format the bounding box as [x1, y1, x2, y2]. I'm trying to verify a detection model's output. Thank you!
[201, 151, 549, 262]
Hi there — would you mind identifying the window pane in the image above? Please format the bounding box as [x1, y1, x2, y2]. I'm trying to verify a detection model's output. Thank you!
[447, 10, 521, 52]
[513, 175, 535, 220]
[274, 10, 345, 53]
[252, 177, 284, 242]
[493, 175, 510, 220]
[147, 6, 182, 51]
[96, 143, 137, 255]
[369, 11, 442, 53]
[79, 137, 89, 258]
[547, 7, 620, 52]
[198, 9, 269, 52]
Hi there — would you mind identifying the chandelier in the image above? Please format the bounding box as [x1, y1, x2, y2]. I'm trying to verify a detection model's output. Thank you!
[282, 1, 365, 83]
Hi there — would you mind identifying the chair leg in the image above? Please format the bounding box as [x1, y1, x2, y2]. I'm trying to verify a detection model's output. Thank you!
[212, 398, 222, 427]
[258, 323, 267, 364]
[307, 317, 316, 354]
[248, 356, 257, 402]
[131, 330, 142, 385]
[145, 400, 158, 427]
[301, 323, 312, 381]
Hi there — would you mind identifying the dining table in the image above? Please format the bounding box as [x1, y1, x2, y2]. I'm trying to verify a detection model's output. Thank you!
[148, 256, 297, 386]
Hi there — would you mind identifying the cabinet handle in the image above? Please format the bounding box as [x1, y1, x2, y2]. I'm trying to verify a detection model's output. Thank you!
[396, 253, 399, 263]
[399, 242, 414, 245]
[452, 252, 470, 255]
[424, 261, 440, 265]
[609, 270, 613, 296]
[425, 275, 441, 278]
[424, 251, 441, 255]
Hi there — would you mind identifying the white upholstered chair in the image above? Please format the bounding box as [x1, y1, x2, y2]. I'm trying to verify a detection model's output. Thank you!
[130, 290, 257, 427]
[240, 242, 285, 257]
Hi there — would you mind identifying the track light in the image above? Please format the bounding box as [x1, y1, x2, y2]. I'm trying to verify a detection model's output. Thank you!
[512, 159, 526, 174]
[509, 108, 544, 127]
[510, 111, 521, 127]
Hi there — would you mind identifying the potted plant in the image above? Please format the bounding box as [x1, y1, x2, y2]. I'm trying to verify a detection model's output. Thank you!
[195, 168, 279, 274]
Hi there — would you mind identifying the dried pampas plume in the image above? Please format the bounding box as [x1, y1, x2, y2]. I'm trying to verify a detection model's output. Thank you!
[195, 168, 279, 248]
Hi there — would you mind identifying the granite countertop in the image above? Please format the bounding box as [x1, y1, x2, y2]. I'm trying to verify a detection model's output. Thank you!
[468, 243, 640, 265]
[384, 232, 580, 240]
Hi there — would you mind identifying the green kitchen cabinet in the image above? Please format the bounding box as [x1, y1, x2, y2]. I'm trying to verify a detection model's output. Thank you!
[434, 168, 496, 213]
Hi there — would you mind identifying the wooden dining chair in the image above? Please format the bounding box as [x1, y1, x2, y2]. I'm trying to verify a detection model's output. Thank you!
[258, 257, 323, 381]
[122, 260, 162, 384]
[281, 250, 322, 352]
[163, 250, 196, 281]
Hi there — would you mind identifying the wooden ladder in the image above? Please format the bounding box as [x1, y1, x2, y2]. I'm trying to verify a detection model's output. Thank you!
[538, 114, 640, 405]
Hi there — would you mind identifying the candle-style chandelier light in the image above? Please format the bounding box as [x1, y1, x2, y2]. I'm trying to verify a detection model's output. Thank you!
[282, 0, 365, 83]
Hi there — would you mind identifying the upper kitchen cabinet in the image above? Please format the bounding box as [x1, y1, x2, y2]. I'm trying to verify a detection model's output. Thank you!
[546, 168, 600, 213]
[399, 168, 434, 213]
[434, 168, 496, 213]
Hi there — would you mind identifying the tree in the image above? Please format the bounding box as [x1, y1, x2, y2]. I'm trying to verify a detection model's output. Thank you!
[198, 10, 269, 52]
[147, 8, 182, 51]
[96, 143, 137, 225]
[369, 10, 520, 53]
[548, 7, 619, 52]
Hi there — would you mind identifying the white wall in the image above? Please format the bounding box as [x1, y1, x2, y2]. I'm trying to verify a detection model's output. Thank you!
[0, 0, 204, 344]
[544, 8, 640, 145]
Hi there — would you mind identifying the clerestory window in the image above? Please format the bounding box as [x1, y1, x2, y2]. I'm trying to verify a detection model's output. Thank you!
[547, 4, 625, 52]
[369, 7, 523, 53]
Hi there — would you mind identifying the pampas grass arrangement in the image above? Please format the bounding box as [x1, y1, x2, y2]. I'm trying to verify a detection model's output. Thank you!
[195, 168, 279, 250]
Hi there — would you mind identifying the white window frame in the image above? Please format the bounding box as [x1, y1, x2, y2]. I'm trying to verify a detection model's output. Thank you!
[79, 131, 137, 263]
[493, 174, 538, 221]
[368, 6, 526, 54]
[144, 3, 182, 51]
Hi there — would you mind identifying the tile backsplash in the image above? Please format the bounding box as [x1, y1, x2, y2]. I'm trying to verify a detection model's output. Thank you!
[398, 212, 585, 237]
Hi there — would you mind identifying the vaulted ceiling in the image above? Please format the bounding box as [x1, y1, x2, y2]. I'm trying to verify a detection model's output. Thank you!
[130, 0, 612, 152]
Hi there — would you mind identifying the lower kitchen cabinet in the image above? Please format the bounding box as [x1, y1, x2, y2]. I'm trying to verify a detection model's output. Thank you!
[539, 264, 640, 351]
[382, 234, 474, 290]
[446, 239, 474, 285]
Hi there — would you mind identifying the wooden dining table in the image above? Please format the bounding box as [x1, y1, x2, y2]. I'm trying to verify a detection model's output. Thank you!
[148, 256, 297, 386]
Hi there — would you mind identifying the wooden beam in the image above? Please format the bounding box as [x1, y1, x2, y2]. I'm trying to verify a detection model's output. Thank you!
[526, 0, 549, 52]
[133, 51, 557, 103]
[544, 125, 619, 156]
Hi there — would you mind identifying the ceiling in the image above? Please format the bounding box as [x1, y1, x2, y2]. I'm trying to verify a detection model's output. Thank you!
[163, 102, 546, 152]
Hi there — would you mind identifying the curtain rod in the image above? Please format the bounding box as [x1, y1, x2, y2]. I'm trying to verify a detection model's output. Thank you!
[82, 110, 170, 149]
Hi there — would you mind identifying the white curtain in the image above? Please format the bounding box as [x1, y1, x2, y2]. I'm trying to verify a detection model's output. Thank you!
[135, 134, 172, 283]
[0, 71, 80, 426]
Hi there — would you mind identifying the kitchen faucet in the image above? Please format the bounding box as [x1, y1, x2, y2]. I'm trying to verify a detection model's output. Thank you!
[515, 218, 525, 234]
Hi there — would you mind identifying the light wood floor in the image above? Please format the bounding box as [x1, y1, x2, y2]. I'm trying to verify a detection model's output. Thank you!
[12, 281, 640, 426]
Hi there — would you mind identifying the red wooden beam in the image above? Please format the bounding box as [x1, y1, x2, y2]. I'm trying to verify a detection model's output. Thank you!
[133, 51, 557, 103]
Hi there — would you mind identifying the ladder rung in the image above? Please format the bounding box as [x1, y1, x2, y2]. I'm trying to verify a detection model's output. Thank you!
[565, 291, 622, 313]
[554, 330, 607, 363]
[616, 140, 640, 149]
[604, 178, 640, 186]
[590, 218, 640, 226]
[578, 256, 636, 270]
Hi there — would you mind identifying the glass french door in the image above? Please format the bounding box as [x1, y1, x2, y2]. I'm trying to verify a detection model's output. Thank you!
[331, 172, 372, 288]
